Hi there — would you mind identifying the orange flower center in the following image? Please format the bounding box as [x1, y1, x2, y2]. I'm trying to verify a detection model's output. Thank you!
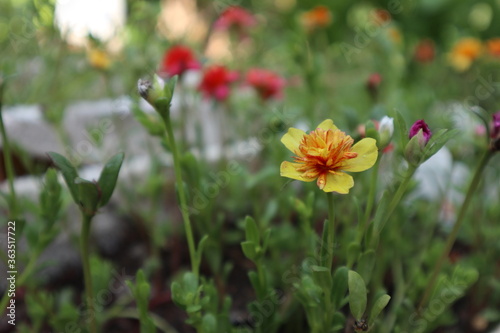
[293, 128, 358, 187]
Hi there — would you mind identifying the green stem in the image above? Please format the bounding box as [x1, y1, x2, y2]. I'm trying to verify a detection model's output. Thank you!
[16, 251, 39, 287]
[81, 213, 97, 333]
[161, 113, 198, 278]
[0, 243, 44, 312]
[371, 165, 417, 248]
[0, 78, 19, 220]
[384, 257, 405, 331]
[418, 150, 493, 312]
[326, 192, 335, 272]
[357, 156, 381, 244]
[178, 76, 188, 149]
[256, 259, 267, 300]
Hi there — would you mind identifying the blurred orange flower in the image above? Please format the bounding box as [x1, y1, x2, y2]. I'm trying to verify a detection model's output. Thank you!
[448, 38, 482, 71]
[486, 38, 500, 57]
[301, 5, 332, 31]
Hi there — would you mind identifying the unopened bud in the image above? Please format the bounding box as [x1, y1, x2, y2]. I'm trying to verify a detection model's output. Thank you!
[405, 120, 432, 166]
[137, 75, 177, 116]
[489, 111, 500, 152]
[366, 73, 382, 100]
[409, 119, 431, 143]
[378, 116, 394, 149]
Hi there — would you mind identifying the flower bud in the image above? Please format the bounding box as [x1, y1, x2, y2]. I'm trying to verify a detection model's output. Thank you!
[378, 116, 394, 148]
[405, 120, 432, 166]
[409, 119, 432, 143]
[489, 111, 500, 151]
[490, 111, 500, 138]
[366, 73, 382, 99]
[137, 74, 177, 116]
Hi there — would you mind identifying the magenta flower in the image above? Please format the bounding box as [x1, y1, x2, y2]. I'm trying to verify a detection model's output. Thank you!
[409, 119, 432, 144]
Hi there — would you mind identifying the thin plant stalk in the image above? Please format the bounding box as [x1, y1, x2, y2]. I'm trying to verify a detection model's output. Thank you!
[81, 213, 97, 333]
[0, 78, 19, 220]
[370, 164, 417, 249]
[326, 192, 335, 272]
[161, 112, 198, 278]
[357, 155, 381, 244]
[418, 150, 493, 312]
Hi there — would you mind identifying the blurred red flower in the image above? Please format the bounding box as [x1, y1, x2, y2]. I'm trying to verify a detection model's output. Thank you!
[214, 6, 257, 32]
[159, 45, 201, 78]
[199, 65, 239, 101]
[373, 9, 391, 26]
[245, 68, 285, 101]
[414, 39, 435, 63]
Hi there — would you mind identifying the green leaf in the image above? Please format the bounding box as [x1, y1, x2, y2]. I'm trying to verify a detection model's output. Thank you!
[244, 216, 260, 244]
[332, 266, 348, 308]
[319, 218, 330, 267]
[131, 103, 164, 137]
[241, 241, 258, 261]
[348, 270, 368, 321]
[311, 265, 332, 292]
[75, 178, 100, 216]
[422, 129, 459, 161]
[48, 152, 79, 203]
[196, 235, 209, 268]
[368, 294, 391, 325]
[202, 313, 217, 333]
[346, 242, 361, 268]
[373, 191, 390, 234]
[181, 152, 200, 187]
[394, 110, 408, 150]
[248, 271, 261, 296]
[97, 152, 124, 207]
[170, 272, 199, 309]
[331, 311, 347, 331]
[357, 250, 376, 284]
[39, 168, 62, 230]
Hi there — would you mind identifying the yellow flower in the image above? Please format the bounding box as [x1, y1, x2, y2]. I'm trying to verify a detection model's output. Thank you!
[87, 49, 111, 70]
[280, 119, 378, 194]
[448, 38, 482, 71]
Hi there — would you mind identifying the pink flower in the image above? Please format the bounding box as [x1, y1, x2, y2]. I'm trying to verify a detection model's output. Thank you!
[409, 119, 432, 144]
[366, 73, 382, 99]
[367, 73, 382, 89]
[245, 68, 285, 101]
[199, 65, 239, 101]
[159, 45, 201, 78]
[214, 6, 257, 32]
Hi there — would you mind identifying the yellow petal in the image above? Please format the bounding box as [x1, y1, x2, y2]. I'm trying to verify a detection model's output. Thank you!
[341, 138, 378, 172]
[281, 128, 306, 154]
[316, 119, 338, 131]
[322, 172, 354, 193]
[280, 161, 315, 182]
